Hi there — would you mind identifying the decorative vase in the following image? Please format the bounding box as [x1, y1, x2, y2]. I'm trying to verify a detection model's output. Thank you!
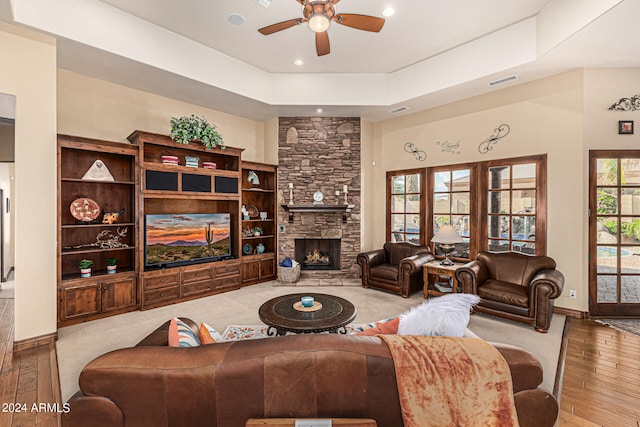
[80, 268, 92, 278]
[107, 265, 117, 274]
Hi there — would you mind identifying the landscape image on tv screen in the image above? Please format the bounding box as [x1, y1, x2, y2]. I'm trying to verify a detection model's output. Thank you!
[145, 213, 231, 267]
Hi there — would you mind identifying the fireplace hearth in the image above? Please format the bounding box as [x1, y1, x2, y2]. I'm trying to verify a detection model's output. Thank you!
[295, 238, 341, 271]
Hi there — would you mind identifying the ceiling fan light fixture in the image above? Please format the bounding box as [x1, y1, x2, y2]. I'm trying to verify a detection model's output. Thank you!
[308, 13, 331, 32]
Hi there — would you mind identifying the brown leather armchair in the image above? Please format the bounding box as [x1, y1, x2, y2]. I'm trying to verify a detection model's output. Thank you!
[357, 242, 434, 298]
[455, 251, 564, 333]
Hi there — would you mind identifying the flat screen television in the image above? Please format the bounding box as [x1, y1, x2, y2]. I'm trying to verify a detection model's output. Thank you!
[145, 213, 231, 268]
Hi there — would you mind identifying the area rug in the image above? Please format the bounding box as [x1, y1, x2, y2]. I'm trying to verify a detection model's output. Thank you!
[221, 324, 364, 340]
[595, 319, 640, 337]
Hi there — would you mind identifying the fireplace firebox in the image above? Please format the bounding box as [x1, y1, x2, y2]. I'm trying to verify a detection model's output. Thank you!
[294, 238, 341, 271]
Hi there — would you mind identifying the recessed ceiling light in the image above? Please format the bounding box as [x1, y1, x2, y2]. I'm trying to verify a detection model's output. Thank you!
[228, 13, 245, 26]
[383, 7, 395, 17]
[294, 59, 304, 66]
[316, 108, 323, 113]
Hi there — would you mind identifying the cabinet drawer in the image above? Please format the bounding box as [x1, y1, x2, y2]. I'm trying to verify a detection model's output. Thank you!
[216, 262, 241, 277]
[216, 274, 240, 289]
[182, 267, 214, 284]
[143, 272, 180, 290]
[182, 280, 214, 297]
[143, 286, 180, 305]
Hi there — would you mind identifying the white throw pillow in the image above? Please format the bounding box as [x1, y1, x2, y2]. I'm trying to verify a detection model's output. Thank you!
[397, 294, 481, 337]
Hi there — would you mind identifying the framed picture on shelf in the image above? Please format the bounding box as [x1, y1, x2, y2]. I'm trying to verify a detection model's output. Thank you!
[619, 120, 634, 135]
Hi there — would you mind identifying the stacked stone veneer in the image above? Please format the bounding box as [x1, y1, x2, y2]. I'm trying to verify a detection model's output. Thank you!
[278, 117, 361, 279]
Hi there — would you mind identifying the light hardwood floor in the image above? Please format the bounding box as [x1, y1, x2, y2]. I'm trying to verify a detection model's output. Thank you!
[558, 318, 640, 427]
[0, 299, 60, 427]
[0, 298, 639, 427]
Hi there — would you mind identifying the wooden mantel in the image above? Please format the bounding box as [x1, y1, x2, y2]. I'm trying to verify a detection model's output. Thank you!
[281, 204, 355, 223]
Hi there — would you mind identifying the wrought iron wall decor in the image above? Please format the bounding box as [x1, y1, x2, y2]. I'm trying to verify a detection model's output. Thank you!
[436, 141, 461, 155]
[404, 142, 426, 161]
[478, 124, 510, 154]
[609, 94, 640, 111]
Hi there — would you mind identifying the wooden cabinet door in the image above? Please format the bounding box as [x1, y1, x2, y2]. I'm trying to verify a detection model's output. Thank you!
[259, 258, 276, 280]
[241, 260, 260, 285]
[59, 284, 101, 321]
[101, 277, 137, 312]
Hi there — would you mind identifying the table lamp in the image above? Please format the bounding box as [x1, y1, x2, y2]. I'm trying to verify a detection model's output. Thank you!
[431, 224, 464, 266]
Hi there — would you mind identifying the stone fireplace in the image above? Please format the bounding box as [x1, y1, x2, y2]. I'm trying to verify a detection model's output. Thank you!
[295, 238, 341, 271]
[277, 117, 361, 279]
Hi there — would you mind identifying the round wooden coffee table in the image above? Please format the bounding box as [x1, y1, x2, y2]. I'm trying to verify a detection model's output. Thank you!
[258, 293, 357, 336]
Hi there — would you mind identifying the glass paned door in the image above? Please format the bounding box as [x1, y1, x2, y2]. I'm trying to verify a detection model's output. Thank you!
[590, 152, 640, 316]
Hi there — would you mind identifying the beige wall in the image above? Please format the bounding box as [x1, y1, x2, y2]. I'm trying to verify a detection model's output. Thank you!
[0, 24, 58, 341]
[360, 119, 375, 252]
[583, 68, 640, 149]
[370, 70, 586, 311]
[263, 118, 279, 166]
[57, 70, 268, 163]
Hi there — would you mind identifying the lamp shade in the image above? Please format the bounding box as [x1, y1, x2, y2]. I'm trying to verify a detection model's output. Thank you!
[431, 224, 464, 243]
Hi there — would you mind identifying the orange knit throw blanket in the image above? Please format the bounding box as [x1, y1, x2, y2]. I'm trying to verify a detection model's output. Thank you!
[379, 335, 520, 427]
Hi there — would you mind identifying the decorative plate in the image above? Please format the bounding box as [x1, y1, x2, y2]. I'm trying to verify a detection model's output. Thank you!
[243, 243, 254, 255]
[70, 197, 101, 222]
[246, 205, 259, 218]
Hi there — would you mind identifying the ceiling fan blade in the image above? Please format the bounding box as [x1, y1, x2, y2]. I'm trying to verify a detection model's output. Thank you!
[316, 31, 330, 56]
[258, 18, 303, 35]
[331, 0, 341, 4]
[334, 13, 385, 32]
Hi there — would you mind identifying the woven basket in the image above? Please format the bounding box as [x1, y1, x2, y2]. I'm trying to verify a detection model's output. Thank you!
[278, 264, 301, 283]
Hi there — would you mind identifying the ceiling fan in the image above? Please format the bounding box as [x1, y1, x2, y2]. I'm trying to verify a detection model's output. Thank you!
[258, 0, 385, 56]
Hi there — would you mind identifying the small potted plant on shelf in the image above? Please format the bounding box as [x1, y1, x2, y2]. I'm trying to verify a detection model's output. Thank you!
[106, 257, 117, 274]
[79, 259, 93, 278]
[253, 226, 263, 237]
[169, 115, 225, 150]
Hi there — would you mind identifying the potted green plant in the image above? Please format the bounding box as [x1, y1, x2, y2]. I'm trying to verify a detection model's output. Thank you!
[106, 257, 117, 274]
[169, 115, 225, 150]
[79, 259, 93, 277]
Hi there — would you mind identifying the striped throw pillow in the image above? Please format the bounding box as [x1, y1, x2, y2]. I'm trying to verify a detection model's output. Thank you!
[168, 317, 201, 347]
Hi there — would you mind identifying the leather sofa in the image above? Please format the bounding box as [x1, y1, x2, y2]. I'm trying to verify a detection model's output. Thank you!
[357, 242, 434, 298]
[455, 251, 565, 333]
[62, 318, 559, 427]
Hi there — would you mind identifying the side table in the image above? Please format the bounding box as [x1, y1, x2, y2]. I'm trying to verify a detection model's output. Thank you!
[424, 260, 464, 299]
